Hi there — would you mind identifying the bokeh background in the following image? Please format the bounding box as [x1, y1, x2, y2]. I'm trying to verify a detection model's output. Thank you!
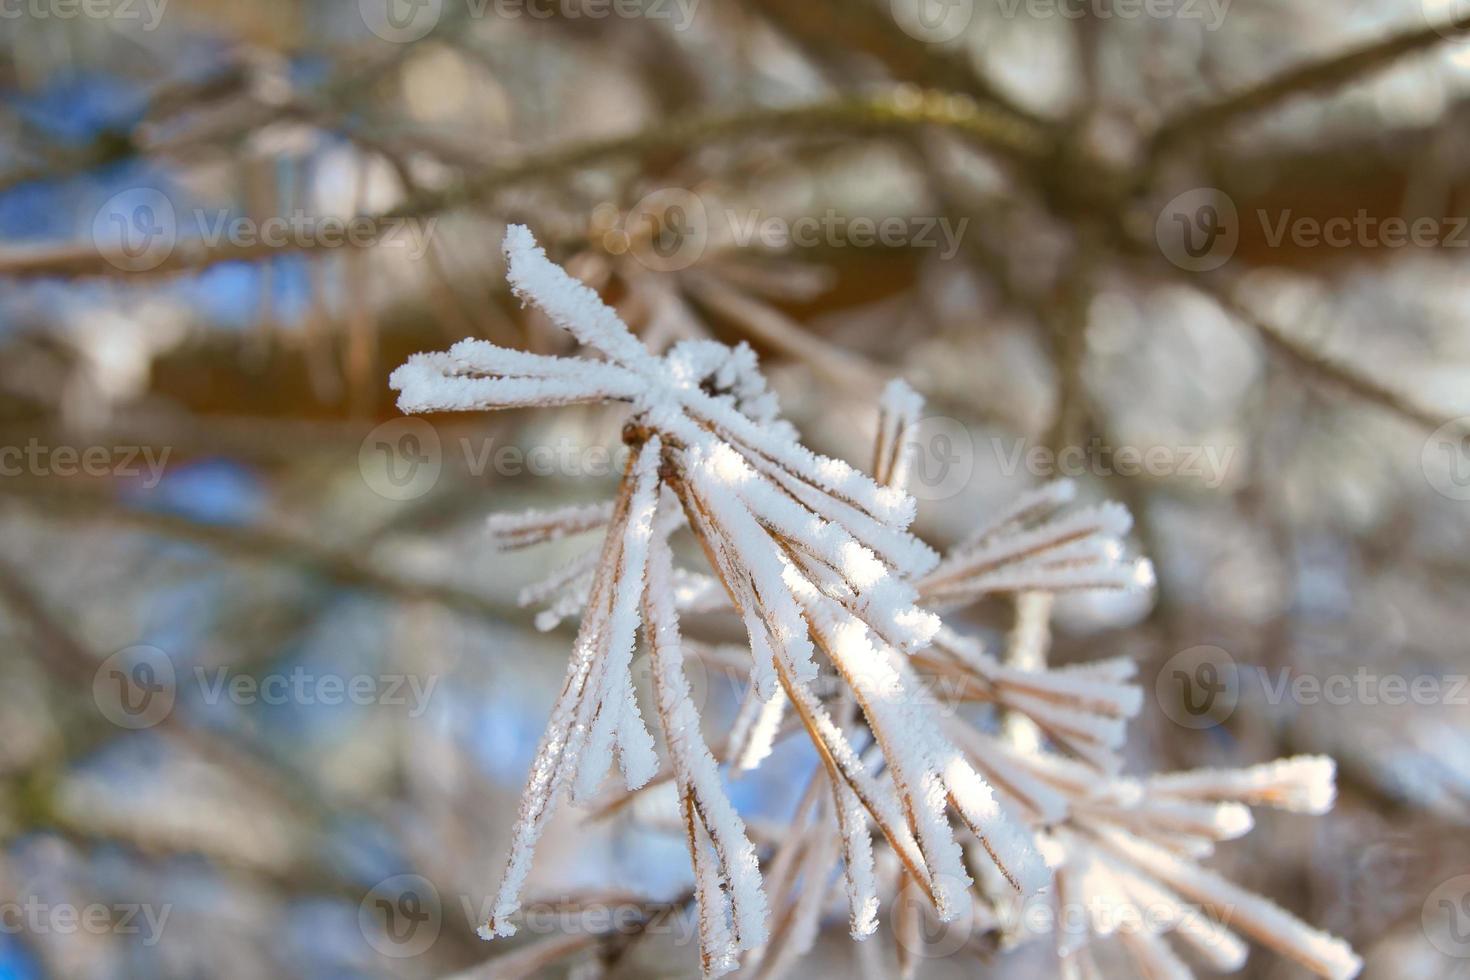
[1, 0, 1469, 976]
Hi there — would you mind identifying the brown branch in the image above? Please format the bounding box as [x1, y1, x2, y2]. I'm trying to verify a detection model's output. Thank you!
[1150, 12, 1470, 156]
[0, 90, 1050, 281]
[1206, 285, 1459, 434]
[0, 483, 527, 625]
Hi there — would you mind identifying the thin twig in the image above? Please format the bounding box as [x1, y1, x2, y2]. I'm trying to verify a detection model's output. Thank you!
[0, 90, 1050, 280]
[1150, 12, 1470, 156]
[0, 484, 528, 625]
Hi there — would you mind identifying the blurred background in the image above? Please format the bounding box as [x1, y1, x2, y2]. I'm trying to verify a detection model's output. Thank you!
[1, 0, 1469, 976]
